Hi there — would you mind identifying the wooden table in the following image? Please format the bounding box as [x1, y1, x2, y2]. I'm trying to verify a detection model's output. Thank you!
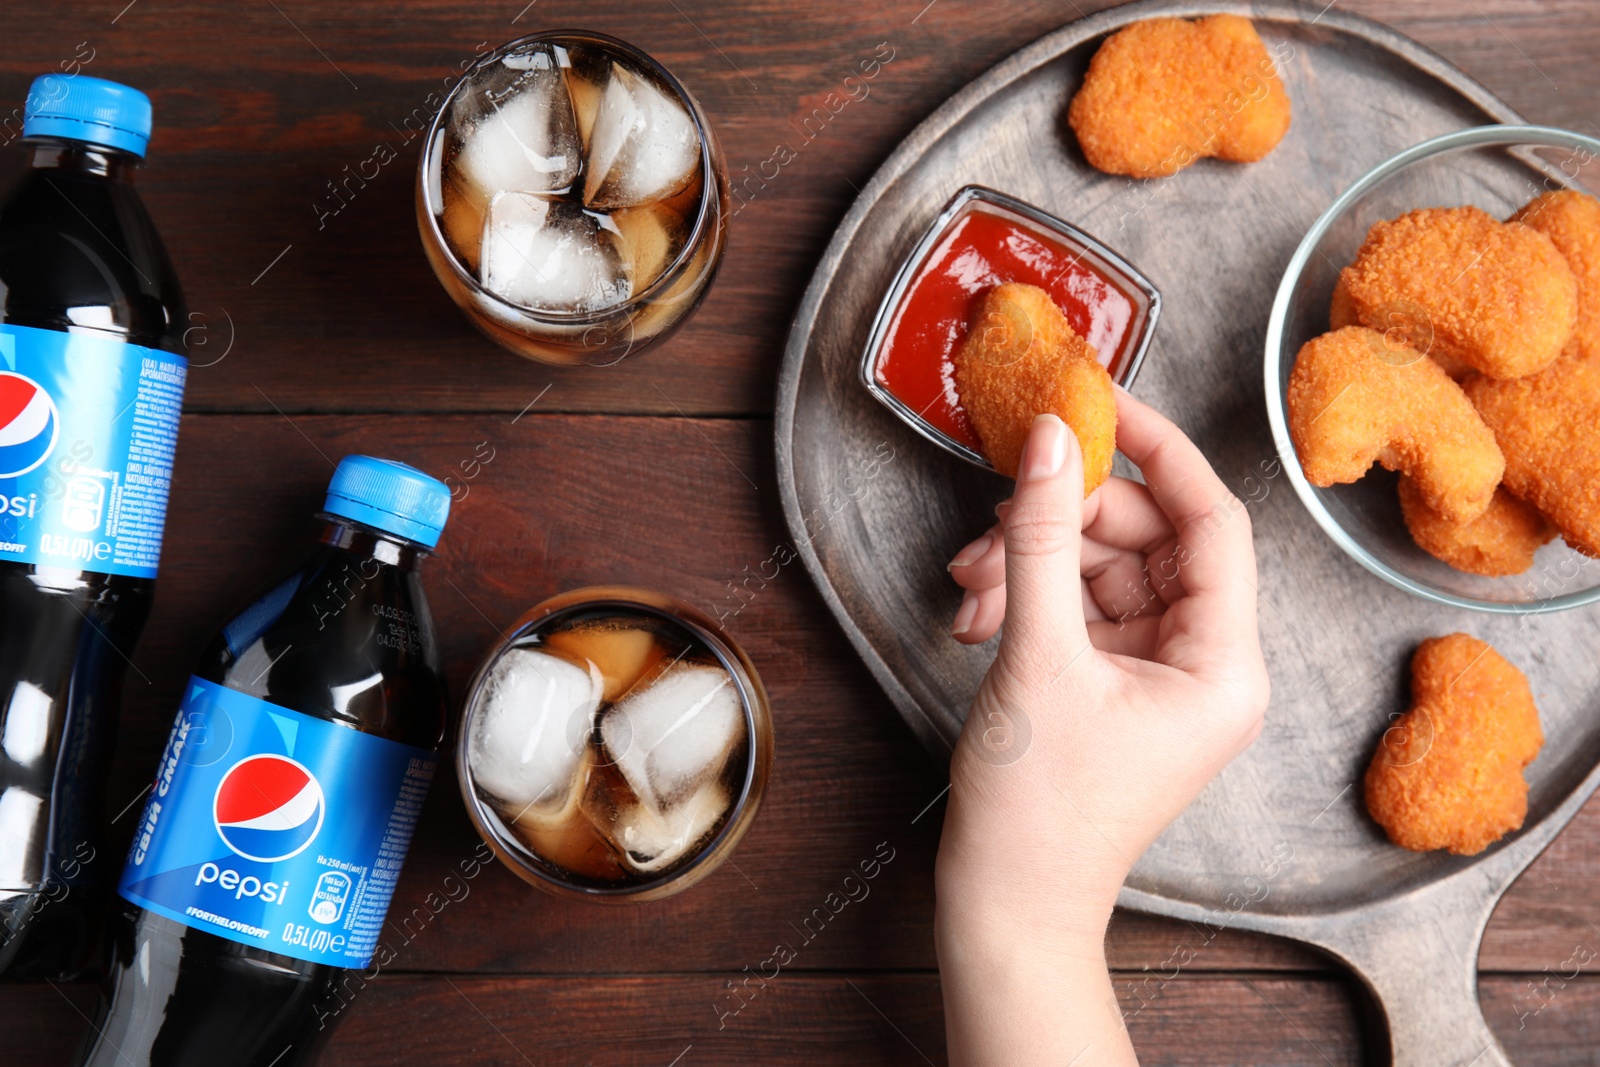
[5, 2, 1598, 1063]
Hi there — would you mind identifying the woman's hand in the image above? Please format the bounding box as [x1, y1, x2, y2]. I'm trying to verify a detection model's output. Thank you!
[935, 389, 1271, 1065]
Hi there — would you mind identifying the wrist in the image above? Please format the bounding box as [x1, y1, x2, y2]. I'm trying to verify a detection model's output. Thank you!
[934, 873, 1115, 964]
[934, 826, 1126, 951]
[935, 883, 1131, 1067]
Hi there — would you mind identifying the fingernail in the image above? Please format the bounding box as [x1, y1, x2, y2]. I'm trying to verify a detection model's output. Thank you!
[1020, 414, 1067, 483]
[950, 592, 978, 636]
[994, 500, 1012, 522]
[948, 532, 994, 569]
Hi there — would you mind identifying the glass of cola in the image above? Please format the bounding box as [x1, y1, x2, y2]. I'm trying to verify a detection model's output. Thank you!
[417, 31, 730, 366]
[457, 586, 773, 902]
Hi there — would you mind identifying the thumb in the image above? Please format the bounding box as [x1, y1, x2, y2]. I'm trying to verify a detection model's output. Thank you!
[997, 414, 1089, 671]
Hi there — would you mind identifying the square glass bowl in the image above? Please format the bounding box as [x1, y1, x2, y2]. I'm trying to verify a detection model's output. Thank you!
[1264, 125, 1600, 613]
[859, 185, 1161, 470]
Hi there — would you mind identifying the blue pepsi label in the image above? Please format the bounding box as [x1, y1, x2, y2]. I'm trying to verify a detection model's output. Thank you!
[0, 322, 187, 578]
[119, 677, 437, 968]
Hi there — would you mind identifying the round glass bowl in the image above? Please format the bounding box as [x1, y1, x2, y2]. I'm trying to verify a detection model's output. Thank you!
[457, 586, 772, 903]
[417, 30, 730, 367]
[1264, 125, 1600, 613]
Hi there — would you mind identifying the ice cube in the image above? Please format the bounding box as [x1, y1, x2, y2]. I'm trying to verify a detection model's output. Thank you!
[468, 648, 601, 822]
[601, 661, 742, 813]
[455, 45, 581, 197]
[481, 192, 631, 312]
[507, 743, 587, 832]
[543, 623, 665, 701]
[612, 779, 730, 873]
[583, 64, 701, 211]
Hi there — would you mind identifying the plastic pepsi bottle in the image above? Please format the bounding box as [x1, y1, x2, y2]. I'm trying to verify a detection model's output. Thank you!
[0, 75, 188, 979]
[76, 457, 451, 1067]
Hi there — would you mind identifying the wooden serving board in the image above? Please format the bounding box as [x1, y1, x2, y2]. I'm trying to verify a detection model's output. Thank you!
[774, 1, 1600, 1063]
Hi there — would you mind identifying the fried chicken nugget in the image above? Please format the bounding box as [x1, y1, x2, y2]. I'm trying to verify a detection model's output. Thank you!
[1511, 190, 1600, 363]
[954, 283, 1115, 492]
[1365, 634, 1543, 856]
[1398, 477, 1555, 576]
[1067, 15, 1291, 180]
[1331, 273, 1475, 378]
[1337, 206, 1578, 379]
[1465, 354, 1600, 557]
[1287, 327, 1503, 522]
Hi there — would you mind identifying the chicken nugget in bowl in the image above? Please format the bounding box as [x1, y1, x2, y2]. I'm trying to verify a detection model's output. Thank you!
[1398, 478, 1555, 577]
[1337, 206, 1577, 379]
[1512, 190, 1600, 362]
[1466, 354, 1600, 557]
[1287, 326, 1503, 523]
[954, 283, 1116, 492]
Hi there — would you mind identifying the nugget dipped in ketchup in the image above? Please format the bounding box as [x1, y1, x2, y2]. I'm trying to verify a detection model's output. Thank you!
[954, 283, 1116, 492]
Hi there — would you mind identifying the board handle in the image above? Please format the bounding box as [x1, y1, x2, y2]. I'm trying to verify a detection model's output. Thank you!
[1309, 873, 1508, 1067]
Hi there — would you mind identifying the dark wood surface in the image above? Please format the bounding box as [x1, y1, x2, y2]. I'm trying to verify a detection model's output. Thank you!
[3, 2, 1598, 1064]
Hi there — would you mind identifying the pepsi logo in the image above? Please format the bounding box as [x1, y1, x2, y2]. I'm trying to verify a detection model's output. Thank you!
[213, 755, 326, 863]
[0, 372, 59, 479]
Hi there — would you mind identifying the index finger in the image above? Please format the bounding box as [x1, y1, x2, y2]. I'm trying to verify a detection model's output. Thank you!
[1113, 388, 1258, 645]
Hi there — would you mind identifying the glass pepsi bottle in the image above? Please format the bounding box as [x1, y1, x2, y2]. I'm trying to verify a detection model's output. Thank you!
[77, 456, 451, 1067]
[0, 75, 188, 979]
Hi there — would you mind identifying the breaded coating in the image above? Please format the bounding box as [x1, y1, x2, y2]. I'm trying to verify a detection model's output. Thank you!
[1066, 15, 1291, 180]
[1331, 272, 1472, 378]
[1365, 634, 1543, 856]
[1287, 327, 1503, 523]
[1398, 477, 1555, 576]
[1465, 354, 1600, 557]
[1338, 206, 1577, 379]
[954, 283, 1116, 492]
[1512, 190, 1600, 363]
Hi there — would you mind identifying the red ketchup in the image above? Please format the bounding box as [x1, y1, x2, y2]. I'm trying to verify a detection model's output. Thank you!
[874, 207, 1137, 452]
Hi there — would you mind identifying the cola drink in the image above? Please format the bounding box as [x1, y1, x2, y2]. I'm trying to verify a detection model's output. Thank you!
[76, 456, 450, 1067]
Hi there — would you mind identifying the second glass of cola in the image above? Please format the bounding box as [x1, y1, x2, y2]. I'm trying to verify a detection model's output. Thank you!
[417, 31, 730, 366]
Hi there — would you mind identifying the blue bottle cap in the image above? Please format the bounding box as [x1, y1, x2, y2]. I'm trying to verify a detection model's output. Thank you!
[22, 75, 153, 158]
[323, 456, 451, 549]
